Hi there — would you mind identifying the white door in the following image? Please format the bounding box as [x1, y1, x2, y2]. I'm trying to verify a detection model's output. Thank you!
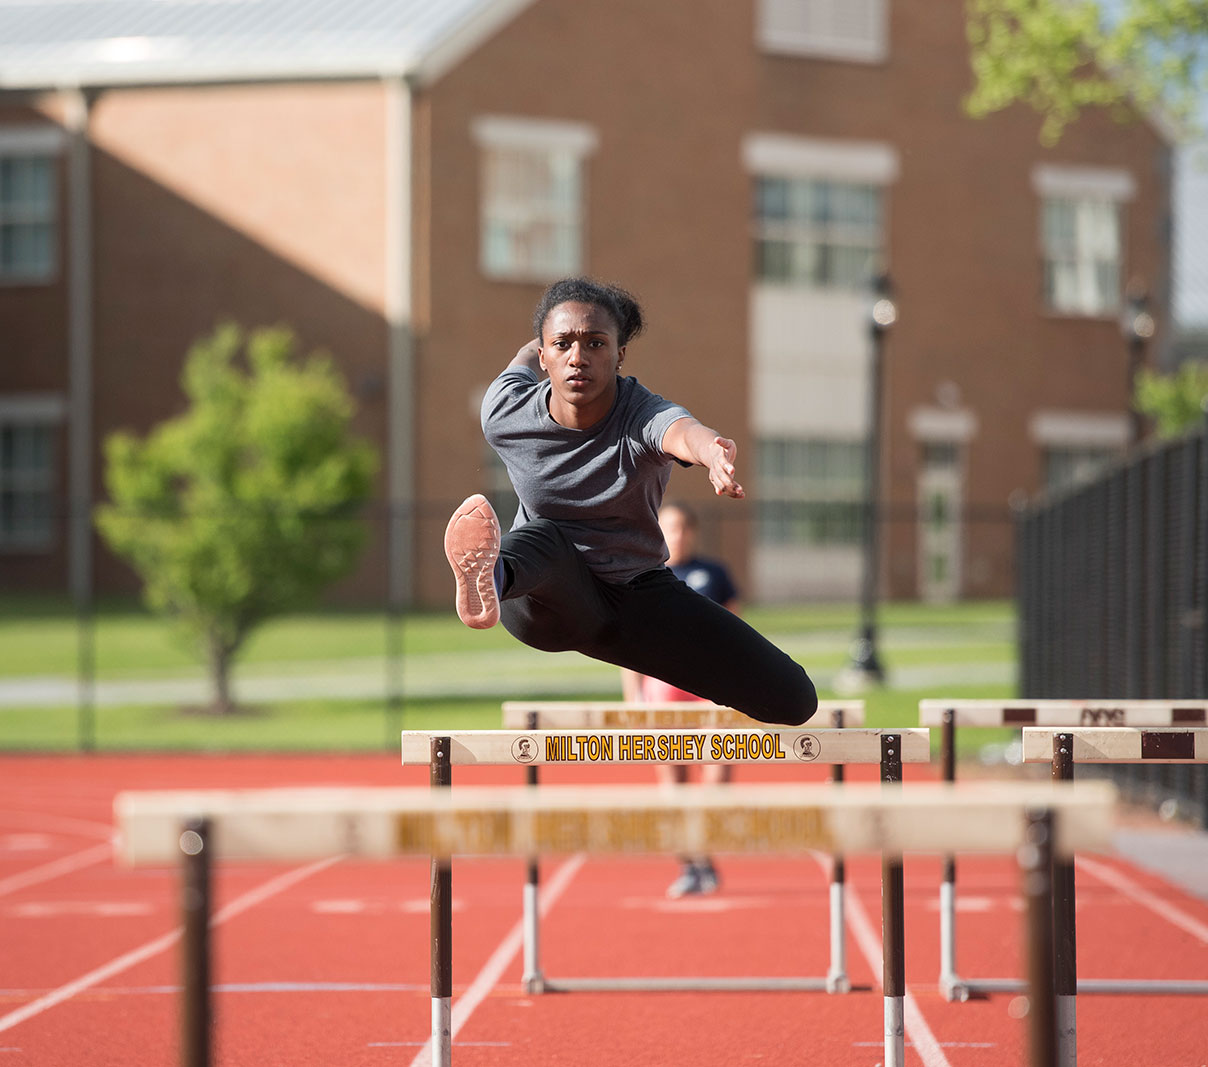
[917, 443, 962, 602]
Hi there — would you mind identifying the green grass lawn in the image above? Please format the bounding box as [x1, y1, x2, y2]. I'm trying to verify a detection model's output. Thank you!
[0, 595, 1016, 756]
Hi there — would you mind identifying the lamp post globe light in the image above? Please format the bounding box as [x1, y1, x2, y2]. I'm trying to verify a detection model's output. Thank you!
[1120, 285, 1154, 447]
[844, 272, 896, 688]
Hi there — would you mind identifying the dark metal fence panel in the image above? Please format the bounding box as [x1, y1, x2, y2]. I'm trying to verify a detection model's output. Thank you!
[1017, 421, 1208, 824]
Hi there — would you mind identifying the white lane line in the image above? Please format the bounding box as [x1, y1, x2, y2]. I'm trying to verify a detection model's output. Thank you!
[407, 854, 585, 1067]
[1076, 855, 1208, 944]
[818, 854, 953, 1067]
[0, 842, 112, 899]
[0, 855, 341, 1035]
[0, 811, 113, 840]
[376, 1042, 510, 1048]
[0, 983, 426, 997]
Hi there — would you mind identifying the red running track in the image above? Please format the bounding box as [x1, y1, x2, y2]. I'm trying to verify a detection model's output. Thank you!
[1, 754, 1206, 1066]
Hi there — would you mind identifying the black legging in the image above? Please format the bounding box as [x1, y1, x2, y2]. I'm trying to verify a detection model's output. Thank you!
[498, 519, 817, 727]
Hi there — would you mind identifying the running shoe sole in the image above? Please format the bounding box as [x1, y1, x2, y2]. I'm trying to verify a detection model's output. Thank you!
[444, 494, 501, 629]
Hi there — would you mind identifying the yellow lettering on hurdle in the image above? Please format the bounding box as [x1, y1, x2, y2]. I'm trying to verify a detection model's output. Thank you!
[449, 811, 511, 853]
[533, 810, 585, 851]
[703, 807, 833, 851]
[706, 732, 788, 761]
[595, 810, 682, 851]
[619, 734, 635, 760]
[395, 812, 434, 853]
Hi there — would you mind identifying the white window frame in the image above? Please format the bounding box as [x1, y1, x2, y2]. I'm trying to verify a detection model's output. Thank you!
[1033, 164, 1135, 318]
[0, 125, 64, 285]
[1029, 409, 1128, 494]
[756, 435, 867, 548]
[744, 134, 897, 293]
[471, 115, 598, 283]
[0, 393, 64, 552]
[757, 0, 889, 64]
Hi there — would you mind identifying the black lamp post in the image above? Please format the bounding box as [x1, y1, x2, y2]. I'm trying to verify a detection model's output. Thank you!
[1120, 286, 1154, 447]
[847, 273, 896, 685]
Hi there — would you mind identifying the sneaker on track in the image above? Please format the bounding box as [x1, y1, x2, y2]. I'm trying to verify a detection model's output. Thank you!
[666, 863, 702, 899]
[695, 859, 720, 894]
[444, 494, 501, 629]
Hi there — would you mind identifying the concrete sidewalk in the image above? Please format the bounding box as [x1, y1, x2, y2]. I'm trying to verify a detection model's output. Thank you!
[1112, 819, 1208, 902]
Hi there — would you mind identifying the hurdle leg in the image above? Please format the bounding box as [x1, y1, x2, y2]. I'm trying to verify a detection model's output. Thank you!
[522, 717, 545, 993]
[1052, 734, 1077, 1067]
[826, 714, 849, 994]
[939, 708, 967, 1000]
[827, 855, 850, 993]
[180, 817, 212, 1067]
[430, 738, 453, 1067]
[522, 856, 543, 992]
[881, 734, 906, 1067]
[1022, 808, 1057, 1067]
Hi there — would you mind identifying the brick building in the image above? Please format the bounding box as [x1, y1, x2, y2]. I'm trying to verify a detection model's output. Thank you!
[0, 0, 1173, 606]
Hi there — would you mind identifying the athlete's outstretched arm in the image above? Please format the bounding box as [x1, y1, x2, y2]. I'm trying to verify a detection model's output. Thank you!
[661, 418, 745, 499]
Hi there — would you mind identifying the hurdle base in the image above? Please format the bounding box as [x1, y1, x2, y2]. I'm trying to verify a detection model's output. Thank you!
[1078, 979, 1208, 995]
[939, 973, 972, 1002]
[826, 969, 851, 994]
[522, 972, 546, 995]
[956, 976, 1208, 996]
[538, 975, 833, 993]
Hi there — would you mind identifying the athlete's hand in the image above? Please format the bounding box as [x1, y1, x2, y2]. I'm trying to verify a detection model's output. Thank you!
[706, 437, 744, 499]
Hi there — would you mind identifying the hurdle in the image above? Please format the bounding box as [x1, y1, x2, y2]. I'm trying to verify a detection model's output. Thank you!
[499, 701, 863, 994]
[919, 699, 1208, 1002]
[404, 725, 913, 996]
[1023, 725, 1208, 1001]
[115, 777, 1117, 1067]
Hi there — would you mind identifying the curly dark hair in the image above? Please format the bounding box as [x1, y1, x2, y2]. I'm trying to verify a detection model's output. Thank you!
[532, 277, 646, 347]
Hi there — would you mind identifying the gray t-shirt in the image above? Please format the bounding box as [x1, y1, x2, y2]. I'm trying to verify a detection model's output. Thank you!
[482, 367, 692, 584]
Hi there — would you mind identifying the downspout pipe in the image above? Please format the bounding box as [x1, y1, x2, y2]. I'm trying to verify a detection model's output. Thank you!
[385, 75, 415, 607]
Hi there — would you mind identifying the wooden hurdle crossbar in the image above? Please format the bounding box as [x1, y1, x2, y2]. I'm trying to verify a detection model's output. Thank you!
[114, 777, 1116, 1067]
[500, 699, 865, 730]
[498, 702, 864, 995]
[919, 699, 1208, 1006]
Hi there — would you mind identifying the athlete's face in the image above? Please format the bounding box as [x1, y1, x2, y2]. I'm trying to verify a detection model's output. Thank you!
[658, 506, 697, 566]
[539, 301, 624, 428]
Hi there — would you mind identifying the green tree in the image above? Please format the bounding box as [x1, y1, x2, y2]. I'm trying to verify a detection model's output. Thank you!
[96, 324, 378, 714]
[966, 0, 1208, 143]
[1134, 358, 1208, 436]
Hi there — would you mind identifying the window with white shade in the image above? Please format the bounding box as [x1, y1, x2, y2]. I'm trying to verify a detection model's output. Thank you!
[1033, 164, 1135, 318]
[756, 437, 867, 546]
[757, 0, 888, 62]
[0, 420, 56, 549]
[1044, 446, 1117, 493]
[472, 116, 598, 282]
[754, 175, 882, 290]
[0, 127, 62, 284]
[1042, 197, 1122, 316]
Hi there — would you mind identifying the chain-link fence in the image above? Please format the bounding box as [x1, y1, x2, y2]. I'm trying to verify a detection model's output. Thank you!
[1017, 417, 1208, 824]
